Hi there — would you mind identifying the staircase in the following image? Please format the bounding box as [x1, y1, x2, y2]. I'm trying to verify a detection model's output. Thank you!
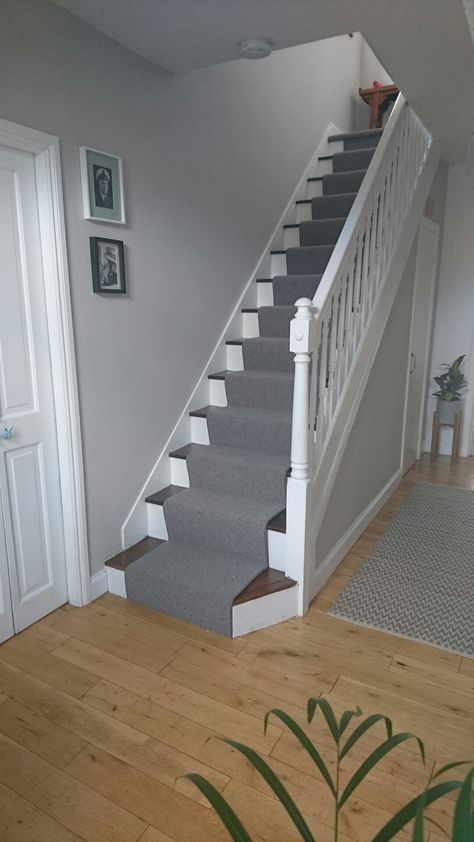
[106, 126, 387, 636]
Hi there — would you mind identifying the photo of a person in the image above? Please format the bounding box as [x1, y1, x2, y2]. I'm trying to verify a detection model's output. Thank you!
[94, 165, 114, 209]
[99, 245, 120, 288]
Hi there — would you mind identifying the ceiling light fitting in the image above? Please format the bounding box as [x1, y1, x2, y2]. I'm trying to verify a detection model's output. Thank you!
[238, 38, 272, 59]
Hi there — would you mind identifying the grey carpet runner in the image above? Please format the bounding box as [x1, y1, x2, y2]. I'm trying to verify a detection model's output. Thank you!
[126, 131, 382, 635]
[329, 484, 474, 658]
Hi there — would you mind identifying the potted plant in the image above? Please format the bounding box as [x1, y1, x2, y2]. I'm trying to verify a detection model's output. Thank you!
[433, 354, 467, 423]
[187, 697, 474, 841]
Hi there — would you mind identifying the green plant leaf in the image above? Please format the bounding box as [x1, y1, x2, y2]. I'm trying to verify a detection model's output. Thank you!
[339, 713, 393, 760]
[411, 789, 426, 842]
[339, 733, 425, 808]
[432, 761, 473, 780]
[338, 706, 362, 737]
[452, 769, 474, 841]
[265, 709, 336, 797]
[186, 774, 254, 841]
[307, 697, 340, 743]
[371, 781, 462, 842]
[224, 739, 315, 842]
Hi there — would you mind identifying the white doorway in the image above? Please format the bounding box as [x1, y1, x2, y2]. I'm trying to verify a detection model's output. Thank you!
[0, 119, 89, 643]
[403, 216, 440, 472]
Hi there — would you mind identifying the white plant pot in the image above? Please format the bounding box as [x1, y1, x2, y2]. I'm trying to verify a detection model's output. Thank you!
[437, 398, 462, 424]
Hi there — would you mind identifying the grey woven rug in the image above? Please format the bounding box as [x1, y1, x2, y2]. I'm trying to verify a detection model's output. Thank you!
[329, 484, 474, 657]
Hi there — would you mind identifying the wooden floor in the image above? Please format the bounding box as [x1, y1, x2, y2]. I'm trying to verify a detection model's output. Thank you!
[0, 454, 473, 841]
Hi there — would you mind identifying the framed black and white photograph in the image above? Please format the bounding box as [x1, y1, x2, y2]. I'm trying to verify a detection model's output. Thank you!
[80, 147, 125, 224]
[90, 237, 126, 294]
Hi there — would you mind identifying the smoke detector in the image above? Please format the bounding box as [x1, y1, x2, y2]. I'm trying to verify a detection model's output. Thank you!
[238, 38, 272, 59]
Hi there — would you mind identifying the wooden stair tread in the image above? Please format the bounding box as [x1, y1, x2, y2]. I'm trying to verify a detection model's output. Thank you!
[105, 536, 163, 571]
[189, 405, 212, 418]
[267, 508, 286, 533]
[234, 568, 296, 605]
[169, 443, 196, 460]
[145, 485, 184, 505]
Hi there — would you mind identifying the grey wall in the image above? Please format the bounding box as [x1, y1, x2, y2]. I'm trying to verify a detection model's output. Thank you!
[0, 0, 368, 574]
[315, 239, 417, 563]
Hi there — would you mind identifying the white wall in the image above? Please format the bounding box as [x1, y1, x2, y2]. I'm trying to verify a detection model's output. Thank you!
[315, 239, 416, 565]
[425, 163, 474, 456]
[0, 0, 369, 574]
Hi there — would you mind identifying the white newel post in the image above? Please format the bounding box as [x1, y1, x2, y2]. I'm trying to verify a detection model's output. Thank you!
[286, 298, 316, 613]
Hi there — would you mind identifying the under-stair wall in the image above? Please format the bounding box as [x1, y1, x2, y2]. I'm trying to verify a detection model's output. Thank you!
[313, 237, 418, 592]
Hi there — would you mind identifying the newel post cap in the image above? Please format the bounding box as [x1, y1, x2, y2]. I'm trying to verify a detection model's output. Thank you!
[290, 298, 316, 353]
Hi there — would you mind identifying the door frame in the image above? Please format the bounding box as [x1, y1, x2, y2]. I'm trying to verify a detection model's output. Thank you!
[0, 117, 90, 606]
[401, 215, 440, 471]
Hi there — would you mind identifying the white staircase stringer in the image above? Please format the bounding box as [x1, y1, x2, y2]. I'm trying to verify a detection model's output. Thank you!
[286, 139, 439, 615]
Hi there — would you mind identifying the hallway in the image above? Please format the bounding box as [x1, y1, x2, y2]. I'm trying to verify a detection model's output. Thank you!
[0, 455, 472, 841]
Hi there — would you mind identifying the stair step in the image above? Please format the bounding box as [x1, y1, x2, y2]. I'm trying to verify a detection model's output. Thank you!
[328, 128, 383, 151]
[225, 369, 294, 411]
[104, 538, 294, 617]
[287, 244, 333, 275]
[233, 568, 295, 605]
[206, 405, 291, 456]
[258, 305, 295, 337]
[242, 336, 293, 373]
[323, 169, 367, 195]
[332, 147, 375, 173]
[299, 217, 346, 247]
[105, 536, 163, 571]
[145, 484, 184, 505]
[272, 274, 323, 305]
[169, 443, 195, 460]
[312, 192, 357, 219]
[189, 405, 212, 418]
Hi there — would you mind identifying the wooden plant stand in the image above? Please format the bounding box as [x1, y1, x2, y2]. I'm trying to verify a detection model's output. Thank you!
[359, 84, 399, 129]
[430, 409, 462, 464]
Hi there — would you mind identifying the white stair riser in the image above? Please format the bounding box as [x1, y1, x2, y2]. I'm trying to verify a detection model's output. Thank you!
[295, 203, 312, 223]
[283, 227, 299, 249]
[226, 344, 244, 371]
[270, 253, 287, 277]
[267, 528, 286, 572]
[106, 565, 297, 637]
[328, 139, 344, 154]
[257, 282, 273, 307]
[190, 415, 210, 445]
[242, 311, 259, 338]
[317, 159, 333, 176]
[232, 585, 298, 636]
[147, 502, 169, 539]
[306, 180, 323, 200]
[106, 566, 127, 598]
[209, 378, 227, 406]
[170, 456, 189, 486]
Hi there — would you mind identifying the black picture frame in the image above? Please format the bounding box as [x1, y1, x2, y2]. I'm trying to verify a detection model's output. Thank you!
[90, 237, 127, 295]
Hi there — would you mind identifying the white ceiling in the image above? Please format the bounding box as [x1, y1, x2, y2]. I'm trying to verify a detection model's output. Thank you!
[51, 0, 474, 161]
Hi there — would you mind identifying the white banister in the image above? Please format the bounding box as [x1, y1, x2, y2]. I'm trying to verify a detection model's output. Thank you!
[287, 95, 436, 613]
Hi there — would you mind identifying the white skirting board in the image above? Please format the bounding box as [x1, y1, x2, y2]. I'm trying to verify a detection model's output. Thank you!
[89, 568, 108, 601]
[310, 468, 403, 601]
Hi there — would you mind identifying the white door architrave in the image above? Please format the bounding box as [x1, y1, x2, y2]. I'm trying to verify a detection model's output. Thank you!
[0, 117, 90, 608]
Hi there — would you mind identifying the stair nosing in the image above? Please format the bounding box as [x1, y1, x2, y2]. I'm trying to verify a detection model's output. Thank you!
[208, 370, 228, 380]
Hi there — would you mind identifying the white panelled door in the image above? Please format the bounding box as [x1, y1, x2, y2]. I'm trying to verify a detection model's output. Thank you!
[0, 144, 68, 640]
[403, 217, 440, 472]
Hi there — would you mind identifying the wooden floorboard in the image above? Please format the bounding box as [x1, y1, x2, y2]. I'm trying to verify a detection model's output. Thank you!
[0, 454, 472, 840]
